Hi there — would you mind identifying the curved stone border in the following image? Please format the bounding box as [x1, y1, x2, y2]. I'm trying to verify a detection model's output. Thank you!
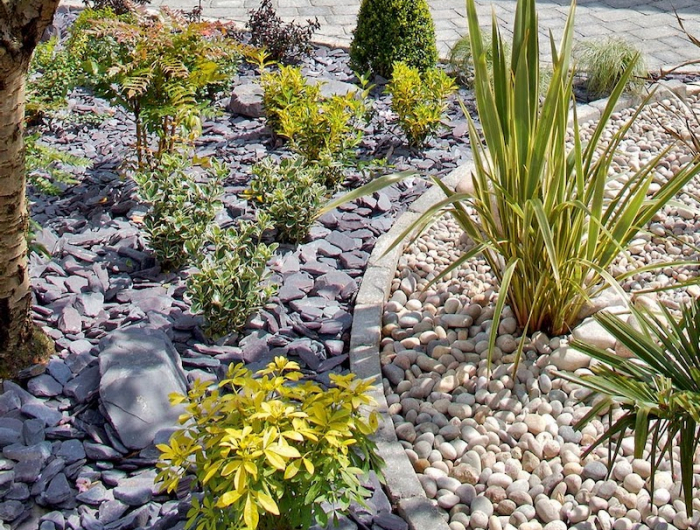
[348, 80, 700, 530]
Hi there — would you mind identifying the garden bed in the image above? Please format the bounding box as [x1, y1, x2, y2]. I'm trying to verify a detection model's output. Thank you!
[3, 6, 477, 530]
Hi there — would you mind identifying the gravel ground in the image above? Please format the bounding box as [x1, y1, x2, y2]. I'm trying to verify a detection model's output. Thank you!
[380, 95, 700, 530]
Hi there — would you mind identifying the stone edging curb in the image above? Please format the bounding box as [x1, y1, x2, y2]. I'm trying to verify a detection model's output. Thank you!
[348, 79, 700, 530]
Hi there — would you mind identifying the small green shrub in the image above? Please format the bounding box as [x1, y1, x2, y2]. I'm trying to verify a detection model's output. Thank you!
[26, 37, 83, 123]
[186, 220, 278, 337]
[133, 153, 225, 271]
[259, 64, 311, 133]
[350, 0, 438, 78]
[74, 10, 241, 167]
[387, 62, 456, 146]
[247, 0, 320, 63]
[25, 135, 86, 195]
[157, 356, 383, 530]
[574, 37, 648, 98]
[245, 157, 328, 244]
[566, 300, 700, 515]
[260, 65, 368, 185]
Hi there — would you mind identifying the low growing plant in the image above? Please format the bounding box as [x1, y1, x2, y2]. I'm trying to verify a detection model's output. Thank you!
[565, 300, 700, 515]
[245, 157, 328, 244]
[133, 153, 225, 271]
[387, 62, 456, 146]
[574, 37, 648, 98]
[247, 0, 320, 63]
[25, 134, 86, 195]
[260, 65, 369, 185]
[322, 0, 700, 349]
[186, 219, 278, 337]
[75, 9, 240, 167]
[157, 356, 382, 530]
[26, 37, 83, 123]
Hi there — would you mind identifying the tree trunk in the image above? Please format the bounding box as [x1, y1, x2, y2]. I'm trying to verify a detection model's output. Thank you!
[0, 0, 61, 376]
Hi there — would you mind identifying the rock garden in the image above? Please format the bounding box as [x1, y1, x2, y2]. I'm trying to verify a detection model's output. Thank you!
[2, 0, 700, 528]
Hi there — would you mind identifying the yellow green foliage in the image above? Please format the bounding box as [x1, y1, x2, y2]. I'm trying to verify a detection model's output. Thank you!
[156, 357, 384, 530]
[260, 65, 368, 182]
[387, 62, 456, 146]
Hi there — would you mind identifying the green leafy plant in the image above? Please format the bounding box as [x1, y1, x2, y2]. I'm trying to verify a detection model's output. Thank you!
[565, 300, 700, 515]
[350, 0, 438, 78]
[157, 356, 383, 530]
[574, 37, 648, 98]
[186, 219, 278, 337]
[133, 153, 225, 271]
[75, 10, 240, 167]
[245, 157, 328, 244]
[26, 37, 83, 123]
[25, 134, 86, 195]
[247, 0, 320, 63]
[322, 0, 700, 346]
[260, 65, 368, 185]
[386, 62, 456, 146]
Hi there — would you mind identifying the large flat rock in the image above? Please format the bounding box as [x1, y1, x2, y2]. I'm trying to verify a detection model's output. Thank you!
[98, 328, 187, 450]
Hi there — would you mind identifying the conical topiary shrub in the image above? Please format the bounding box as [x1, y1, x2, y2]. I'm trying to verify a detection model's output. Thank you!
[349, 0, 438, 79]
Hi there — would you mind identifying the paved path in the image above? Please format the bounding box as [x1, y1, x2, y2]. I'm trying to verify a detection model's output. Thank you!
[143, 0, 700, 71]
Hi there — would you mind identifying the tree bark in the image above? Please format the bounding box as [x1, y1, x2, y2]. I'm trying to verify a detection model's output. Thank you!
[0, 0, 61, 375]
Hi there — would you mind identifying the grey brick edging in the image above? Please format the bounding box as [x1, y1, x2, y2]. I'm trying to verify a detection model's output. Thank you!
[347, 80, 700, 530]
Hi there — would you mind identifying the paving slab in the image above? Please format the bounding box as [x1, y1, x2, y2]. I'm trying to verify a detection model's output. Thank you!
[60, 0, 700, 71]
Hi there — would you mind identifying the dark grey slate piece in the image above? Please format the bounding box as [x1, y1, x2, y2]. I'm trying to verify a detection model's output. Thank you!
[0, 499, 24, 521]
[313, 271, 358, 300]
[83, 442, 123, 461]
[0, 391, 21, 413]
[75, 483, 107, 505]
[0, 470, 14, 488]
[98, 500, 129, 525]
[63, 365, 100, 404]
[46, 360, 73, 385]
[44, 473, 72, 505]
[5, 482, 30, 501]
[3, 441, 52, 463]
[56, 440, 85, 464]
[27, 374, 63, 398]
[58, 306, 82, 334]
[14, 460, 41, 483]
[22, 419, 46, 445]
[98, 328, 187, 450]
[21, 402, 63, 427]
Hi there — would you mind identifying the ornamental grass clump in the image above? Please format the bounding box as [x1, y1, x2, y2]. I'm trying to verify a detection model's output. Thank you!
[323, 0, 700, 348]
[156, 357, 383, 530]
[574, 37, 648, 98]
[436, 0, 700, 341]
[565, 300, 700, 515]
